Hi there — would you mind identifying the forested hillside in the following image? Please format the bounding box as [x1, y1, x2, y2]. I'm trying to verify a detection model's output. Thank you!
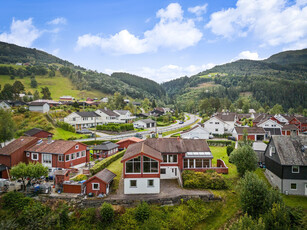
[162, 49, 307, 112]
[0, 42, 166, 101]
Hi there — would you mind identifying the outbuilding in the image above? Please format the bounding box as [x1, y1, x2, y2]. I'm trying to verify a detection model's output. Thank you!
[28, 101, 50, 113]
[85, 168, 116, 196]
[116, 137, 143, 150]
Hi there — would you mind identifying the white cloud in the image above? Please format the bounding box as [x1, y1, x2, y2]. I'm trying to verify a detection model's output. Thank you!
[52, 48, 60, 56]
[206, 0, 307, 47]
[104, 63, 215, 83]
[47, 17, 67, 25]
[0, 18, 41, 47]
[188, 3, 208, 16]
[76, 3, 202, 54]
[237, 50, 260, 60]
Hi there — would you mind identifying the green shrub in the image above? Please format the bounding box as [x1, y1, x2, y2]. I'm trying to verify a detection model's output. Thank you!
[135, 202, 150, 222]
[182, 170, 227, 189]
[2, 192, 31, 212]
[100, 203, 114, 223]
[56, 121, 75, 132]
[90, 150, 126, 174]
[229, 213, 265, 230]
[96, 123, 134, 132]
[227, 145, 234, 156]
[72, 174, 87, 181]
[207, 140, 232, 146]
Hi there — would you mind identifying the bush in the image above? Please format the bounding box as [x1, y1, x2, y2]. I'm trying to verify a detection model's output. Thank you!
[182, 170, 227, 189]
[96, 123, 134, 132]
[207, 140, 232, 146]
[2, 192, 31, 212]
[135, 202, 150, 222]
[90, 150, 126, 174]
[229, 213, 265, 230]
[56, 121, 75, 133]
[100, 203, 114, 223]
[226, 145, 234, 156]
[72, 174, 87, 181]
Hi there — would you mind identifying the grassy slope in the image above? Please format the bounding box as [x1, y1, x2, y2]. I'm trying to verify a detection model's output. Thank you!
[106, 157, 123, 192]
[51, 127, 88, 140]
[0, 72, 105, 100]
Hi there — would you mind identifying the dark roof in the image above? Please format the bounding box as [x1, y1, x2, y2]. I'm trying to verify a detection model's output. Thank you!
[94, 168, 116, 183]
[29, 101, 48, 106]
[282, 124, 298, 130]
[253, 114, 273, 123]
[54, 170, 69, 176]
[237, 113, 251, 120]
[271, 136, 307, 166]
[234, 127, 266, 134]
[215, 112, 236, 122]
[264, 128, 281, 135]
[75, 111, 100, 117]
[26, 139, 85, 154]
[136, 119, 155, 124]
[24, 128, 52, 137]
[295, 116, 307, 124]
[122, 142, 163, 162]
[0, 136, 38, 156]
[114, 110, 129, 115]
[98, 108, 119, 117]
[144, 138, 211, 153]
[92, 141, 119, 151]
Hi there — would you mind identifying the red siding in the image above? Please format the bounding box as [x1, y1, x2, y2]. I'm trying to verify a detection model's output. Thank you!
[238, 135, 255, 141]
[85, 177, 107, 195]
[118, 140, 139, 149]
[63, 184, 82, 193]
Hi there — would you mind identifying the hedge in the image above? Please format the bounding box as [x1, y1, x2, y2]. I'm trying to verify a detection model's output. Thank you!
[56, 121, 75, 133]
[182, 170, 227, 190]
[96, 123, 134, 132]
[207, 140, 233, 146]
[90, 150, 126, 175]
[213, 133, 232, 138]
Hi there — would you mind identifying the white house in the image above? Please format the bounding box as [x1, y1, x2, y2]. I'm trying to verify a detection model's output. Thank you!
[133, 119, 156, 129]
[64, 111, 102, 130]
[95, 108, 125, 124]
[181, 125, 210, 139]
[114, 110, 136, 123]
[28, 102, 50, 113]
[257, 118, 283, 136]
[203, 116, 227, 135]
[274, 114, 291, 124]
[100, 97, 109, 103]
[0, 101, 11, 110]
[215, 112, 237, 132]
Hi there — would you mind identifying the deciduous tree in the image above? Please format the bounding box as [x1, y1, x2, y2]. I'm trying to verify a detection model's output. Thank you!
[0, 109, 15, 146]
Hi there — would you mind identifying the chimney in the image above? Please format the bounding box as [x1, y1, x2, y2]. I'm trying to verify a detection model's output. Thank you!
[48, 135, 52, 144]
[177, 136, 180, 141]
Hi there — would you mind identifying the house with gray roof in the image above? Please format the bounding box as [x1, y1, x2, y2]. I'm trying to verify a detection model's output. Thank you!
[95, 108, 125, 124]
[64, 111, 102, 130]
[265, 136, 307, 196]
[114, 110, 136, 123]
[91, 141, 119, 158]
[133, 119, 156, 129]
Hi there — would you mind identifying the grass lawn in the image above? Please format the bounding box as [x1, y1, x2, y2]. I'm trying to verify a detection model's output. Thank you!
[157, 121, 176, 127]
[186, 114, 190, 120]
[0, 73, 105, 100]
[51, 127, 88, 140]
[106, 157, 123, 192]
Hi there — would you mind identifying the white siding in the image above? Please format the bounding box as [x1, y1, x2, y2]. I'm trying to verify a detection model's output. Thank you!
[160, 166, 179, 179]
[124, 178, 160, 194]
[204, 117, 225, 135]
[29, 103, 50, 113]
[181, 126, 210, 139]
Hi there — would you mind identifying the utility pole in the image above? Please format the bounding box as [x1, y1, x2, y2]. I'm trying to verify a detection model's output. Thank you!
[95, 116, 97, 141]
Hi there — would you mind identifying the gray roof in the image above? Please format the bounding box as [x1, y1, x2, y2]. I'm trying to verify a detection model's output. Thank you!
[29, 101, 48, 106]
[215, 112, 236, 122]
[234, 127, 266, 134]
[92, 141, 119, 151]
[137, 119, 155, 124]
[24, 128, 52, 136]
[272, 136, 307, 166]
[98, 108, 119, 117]
[93, 168, 116, 183]
[253, 141, 267, 152]
[75, 111, 100, 118]
[114, 110, 129, 115]
[264, 128, 281, 135]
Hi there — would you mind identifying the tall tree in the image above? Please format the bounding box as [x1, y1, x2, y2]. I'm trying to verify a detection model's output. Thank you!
[40, 87, 51, 99]
[33, 90, 40, 100]
[0, 109, 15, 146]
[12, 81, 25, 97]
[30, 78, 38, 88]
[0, 84, 14, 100]
[113, 92, 125, 109]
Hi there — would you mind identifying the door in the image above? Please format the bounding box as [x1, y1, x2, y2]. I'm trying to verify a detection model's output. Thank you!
[42, 154, 52, 168]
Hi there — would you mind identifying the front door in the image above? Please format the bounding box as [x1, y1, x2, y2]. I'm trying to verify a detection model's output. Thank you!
[42, 154, 52, 168]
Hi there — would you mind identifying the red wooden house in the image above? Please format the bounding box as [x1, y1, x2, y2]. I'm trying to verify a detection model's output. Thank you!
[0, 136, 39, 178]
[85, 168, 116, 195]
[289, 117, 307, 132]
[281, 124, 299, 136]
[24, 128, 54, 138]
[116, 137, 143, 150]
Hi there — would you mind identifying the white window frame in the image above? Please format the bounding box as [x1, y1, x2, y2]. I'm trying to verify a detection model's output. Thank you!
[65, 154, 70, 162]
[32, 153, 39, 161]
[290, 183, 297, 190]
[92, 183, 100, 190]
[75, 145, 79, 150]
[76, 152, 80, 158]
[147, 179, 154, 187]
[130, 180, 137, 188]
[58, 155, 64, 162]
[161, 168, 166, 174]
[71, 153, 75, 160]
[81, 151, 86, 157]
[26, 152, 30, 157]
[292, 166, 299, 173]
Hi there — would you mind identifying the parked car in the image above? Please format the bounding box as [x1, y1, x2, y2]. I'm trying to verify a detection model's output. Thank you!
[76, 129, 92, 134]
[135, 133, 142, 138]
[0, 179, 22, 193]
[209, 135, 214, 139]
[303, 131, 307, 135]
[228, 136, 237, 141]
[179, 121, 184, 124]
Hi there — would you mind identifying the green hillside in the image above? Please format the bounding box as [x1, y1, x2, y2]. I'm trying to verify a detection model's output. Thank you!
[162, 48, 307, 111]
[0, 41, 166, 101]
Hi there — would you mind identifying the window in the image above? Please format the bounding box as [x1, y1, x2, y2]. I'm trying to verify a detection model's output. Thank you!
[292, 166, 299, 173]
[71, 153, 75, 160]
[130, 180, 137, 187]
[161, 168, 166, 174]
[215, 129, 218, 132]
[26, 152, 30, 157]
[143, 156, 159, 173]
[75, 145, 79, 150]
[215, 122, 219, 124]
[209, 122, 213, 124]
[184, 159, 210, 169]
[92, 183, 100, 190]
[162, 154, 178, 163]
[73, 118, 76, 121]
[125, 156, 141, 173]
[81, 151, 86, 157]
[32, 153, 38, 161]
[58, 155, 64, 162]
[148, 179, 154, 187]
[290, 183, 297, 190]
[65, 154, 70, 161]
[77, 152, 80, 158]
[42, 154, 52, 164]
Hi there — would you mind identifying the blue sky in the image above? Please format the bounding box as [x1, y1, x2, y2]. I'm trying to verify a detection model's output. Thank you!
[1, 0, 307, 82]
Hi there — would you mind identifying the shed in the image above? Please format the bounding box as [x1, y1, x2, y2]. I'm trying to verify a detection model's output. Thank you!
[85, 169, 116, 195]
[116, 137, 143, 150]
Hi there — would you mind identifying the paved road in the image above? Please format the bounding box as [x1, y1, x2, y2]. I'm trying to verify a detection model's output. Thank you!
[74, 113, 200, 142]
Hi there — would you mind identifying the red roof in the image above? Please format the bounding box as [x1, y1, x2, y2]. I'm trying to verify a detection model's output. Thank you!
[121, 142, 163, 162]
[0, 136, 39, 155]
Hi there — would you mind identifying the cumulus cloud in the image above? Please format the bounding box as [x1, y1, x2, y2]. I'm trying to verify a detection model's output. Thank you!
[188, 3, 208, 16]
[0, 18, 41, 47]
[206, 0, 307, 47]
[104, 63, 215, 83]
[47, 17, 67, 25]
[237, 50, 260, 60]
[76, 3, 202, 54]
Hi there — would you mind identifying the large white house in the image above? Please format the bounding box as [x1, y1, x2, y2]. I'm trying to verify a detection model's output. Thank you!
[114, 110, 136, 123]
[257, 118, 283, 136]
[181, 125, 210, 139]
[215, 112, 237, 132]
[64, 111, 102, 130]
[95, 108, 125, 124]
[28, 102, 50, 113]
[203, 116, 227, 135]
